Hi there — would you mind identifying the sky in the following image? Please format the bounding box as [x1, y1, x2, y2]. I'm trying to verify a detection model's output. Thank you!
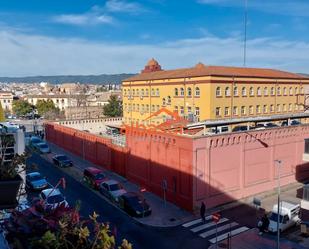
[0, 0, 309, 76]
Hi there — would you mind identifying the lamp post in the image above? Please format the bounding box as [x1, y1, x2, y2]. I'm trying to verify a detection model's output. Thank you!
[275, 159, 282, 249]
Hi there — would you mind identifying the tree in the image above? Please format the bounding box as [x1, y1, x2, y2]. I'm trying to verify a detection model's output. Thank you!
[12, 99, 32, 116]
[36, 99, 59, 116]
[103, 95, 122, 117]
[0, 102, 5, 121]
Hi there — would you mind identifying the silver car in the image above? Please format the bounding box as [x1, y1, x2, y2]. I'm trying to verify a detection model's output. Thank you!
[99, 180, 127, 202]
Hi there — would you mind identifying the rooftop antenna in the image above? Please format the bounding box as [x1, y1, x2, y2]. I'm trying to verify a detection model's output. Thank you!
[243, 0, 248, 67]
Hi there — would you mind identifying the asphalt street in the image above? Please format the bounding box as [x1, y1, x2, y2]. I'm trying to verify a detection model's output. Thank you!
[26, 153, 207, 249]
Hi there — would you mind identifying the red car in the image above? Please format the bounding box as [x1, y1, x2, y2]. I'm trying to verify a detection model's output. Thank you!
[83, 167, 107, 189]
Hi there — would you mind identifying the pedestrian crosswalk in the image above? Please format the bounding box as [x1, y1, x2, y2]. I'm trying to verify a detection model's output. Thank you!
[182, 216, 249, 243]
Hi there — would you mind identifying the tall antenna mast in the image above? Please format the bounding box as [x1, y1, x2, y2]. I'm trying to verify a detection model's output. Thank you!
[243, 0, 248, 67]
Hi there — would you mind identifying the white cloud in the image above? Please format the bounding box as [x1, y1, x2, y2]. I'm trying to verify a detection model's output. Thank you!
[53, 12, 113, 26]
[105, 0, 144, 13]
[198, 0, 309, 17]
[0, 28, 309, 76]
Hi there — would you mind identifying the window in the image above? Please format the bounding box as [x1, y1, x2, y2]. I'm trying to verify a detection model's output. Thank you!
[283, 104, 287, 112]
[295, 87, 299, 95]
[156, 88, 160, 96]
[233, 106, 238, 115]
[270, 104, 274, 112]
[225, 87, 231, 96]
[151, 105, 155, 112]
[175, 88, 178, 96]
[270, 87, 275, 96]
[256, 105, 261, 114]
[224, 107, 229, 116]
[216, 87, 221, 97]
[187, 106, 192, 113]
[145, 89, 149, 96]
[257, 87, 261, 96]
[167, 96, 171, 105]
[141, 89, 144, 96]
[174, 106, 178, 113]
[289, 103, 292, 111]
[180, 88, 184, 96]
[249, 87, 254, 96]
[283, 87, 287, 96]
[146, 104, 149, 112]
[141, 104, 145, 112]
[241, 106, 246, 115]
[162, 98, 166, 106]
[242, 87, 247, 96]
[249, 105, 253, 115]
[136, 89, 139, 96]
[195, 107, 200, 116]
[156, 105, 160, 111]
[295, 103, 298, 111]
[133, 89, 135, 96]
[289, 87, 293, 96]
[151, 88, 155, 96]
[277, 87, 281, 96]
[3, 100, 6, 103]
[180, 106, 184, 115]
[187, 87, 192, 97]
[233, 86, 238, 96]
[215, 107, 221, 116]
[277, 104, 281, 112]
[264, 87, 268, 96]
[263, 105, 268, 113]
[195, 87, 200, 96]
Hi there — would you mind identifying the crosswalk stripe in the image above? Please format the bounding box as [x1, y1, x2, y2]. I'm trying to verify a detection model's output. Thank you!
[190, 218, 229, 233]
[199, 222, 238, 238]
[208, 226, 249, 244]
[182, 215, 212, 228]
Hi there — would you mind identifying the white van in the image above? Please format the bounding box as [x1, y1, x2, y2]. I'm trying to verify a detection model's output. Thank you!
[268, 201, 301, 233]
[210, 126, 229, 134]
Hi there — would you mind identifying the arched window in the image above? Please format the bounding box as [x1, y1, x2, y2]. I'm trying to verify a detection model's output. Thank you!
[256, 105, 261, 114]
[225, 87, 230, 96]
[270, 87, 275, 96]
[146, 104, 149, 112]
[264, 87, 268, 96]
[289, 87, 293, 95]
[187, 87, 192, 96]
[257, 87, 261, 96]
[151, 88, 155, 96]
[156, 88, 160, 96]
[141, 89, 144, 96]
[133, 89, 135, 96]
[174, 88, 178, 96]
[167, 96, 171, 105]
[283, 87, 287, 96]
[180, 88, 184, 96]
[277, 87, 281, 95]
[249, 105, 253, 114]
[249, 87, 254, 96]
[162, 98, 166, 106]
[195, 87, 200, 96]
[145, 89, 149, 96]
[270, 104, 274, 112]
[233, 86, 238, 96]
[216, 87, 221, 97]
[295, 87, 298, 95]
[151, 105, 155, 112]
[242, 87, 246, 96]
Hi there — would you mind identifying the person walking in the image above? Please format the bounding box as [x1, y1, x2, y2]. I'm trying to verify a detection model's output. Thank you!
[200, 202, 206, 223]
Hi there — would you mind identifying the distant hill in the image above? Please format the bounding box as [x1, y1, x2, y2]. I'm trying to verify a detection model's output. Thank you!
[0, 73, 136, 84]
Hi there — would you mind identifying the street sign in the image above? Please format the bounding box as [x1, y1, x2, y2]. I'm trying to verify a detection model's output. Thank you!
[212, 213, 221, 223]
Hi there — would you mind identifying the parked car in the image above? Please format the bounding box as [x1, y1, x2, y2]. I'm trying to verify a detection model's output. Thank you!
[291, 120, 301, 126]
[99, 179, 127, 202]
[26, 172, 49, 190]
[264, 122, 278, 128]
[39, 188, 69, 210]
[118, 192, 152, 217]
[29, 136, 42, 147]
[52, 154, 73, 167]
[268, 201, 301, 233]
[232, 125, 248, 132]
[33, 142, 51, 154]
[83, 167, 107, 189]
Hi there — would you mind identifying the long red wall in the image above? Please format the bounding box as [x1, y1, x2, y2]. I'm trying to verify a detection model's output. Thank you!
[45, 123, 194, 211]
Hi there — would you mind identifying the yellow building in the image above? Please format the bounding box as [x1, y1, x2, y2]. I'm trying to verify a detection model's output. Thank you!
[122, 59, 309, 125]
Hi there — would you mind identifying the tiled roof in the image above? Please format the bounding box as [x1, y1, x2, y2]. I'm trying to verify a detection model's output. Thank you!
[124, 64, 309, 82]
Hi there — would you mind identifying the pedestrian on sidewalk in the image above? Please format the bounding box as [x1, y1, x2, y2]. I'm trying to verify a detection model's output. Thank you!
[200, 201, 206, 223]
[258, 214, 269, 235]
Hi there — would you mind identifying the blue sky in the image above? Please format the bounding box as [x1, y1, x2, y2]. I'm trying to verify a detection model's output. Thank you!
[0, 0, 309, 76]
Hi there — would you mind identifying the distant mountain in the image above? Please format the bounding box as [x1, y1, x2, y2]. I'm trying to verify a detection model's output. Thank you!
[299, 73, 309, 77]
[0, 73, 136, 84]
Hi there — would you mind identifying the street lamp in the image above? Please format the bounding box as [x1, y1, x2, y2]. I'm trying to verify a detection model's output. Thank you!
[274, 159, 282, 249]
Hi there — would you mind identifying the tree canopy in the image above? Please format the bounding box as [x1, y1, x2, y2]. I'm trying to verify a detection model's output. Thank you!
[36, 99, 59, 116]
[103, 95, 122, 117]
[12, 99, 32, 116]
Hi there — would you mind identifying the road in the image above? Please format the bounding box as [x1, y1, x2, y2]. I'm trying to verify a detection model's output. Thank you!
[26, 152, 207, 249]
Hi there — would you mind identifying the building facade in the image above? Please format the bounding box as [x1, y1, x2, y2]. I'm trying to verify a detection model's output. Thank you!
[0, 91, 14, 112]
[122, 59, 309, 125]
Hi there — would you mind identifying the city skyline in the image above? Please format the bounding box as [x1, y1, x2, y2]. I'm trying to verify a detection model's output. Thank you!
[0, 0, 309, 76]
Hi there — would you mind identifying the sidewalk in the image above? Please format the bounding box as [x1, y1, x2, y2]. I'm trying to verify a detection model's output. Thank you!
[208, 228, 307, 249]
[45, 143, 195, 227]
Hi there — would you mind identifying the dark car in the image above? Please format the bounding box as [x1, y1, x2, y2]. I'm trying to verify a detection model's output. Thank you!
[264, 122, 278, 128]
[52, 154, 73, 167]
[232, 125, 248, 132]
[29, 136, 42, 147]
[291, 120, 301, 126]
[118, 192, 152, 217]
[83, 167, 107, 189]
[26, 172, 49, 191]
